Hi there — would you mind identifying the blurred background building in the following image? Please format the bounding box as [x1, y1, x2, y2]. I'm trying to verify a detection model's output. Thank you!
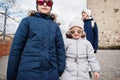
[87, 0, 120, 49]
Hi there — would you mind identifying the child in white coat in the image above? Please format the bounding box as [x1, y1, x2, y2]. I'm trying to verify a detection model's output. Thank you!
[61, 18, 100, 80]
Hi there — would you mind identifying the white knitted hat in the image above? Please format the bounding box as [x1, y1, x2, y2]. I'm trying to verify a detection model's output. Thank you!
[82, 9, 92, 17]
[69, 17, 84, 30]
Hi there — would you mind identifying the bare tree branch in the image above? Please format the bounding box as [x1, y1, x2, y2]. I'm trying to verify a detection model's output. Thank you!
[0, 11, 19, 23]
[5, 0, 16, 4]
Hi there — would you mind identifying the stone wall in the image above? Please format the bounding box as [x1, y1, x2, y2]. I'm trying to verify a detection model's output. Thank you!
[87, 0, 120, 49]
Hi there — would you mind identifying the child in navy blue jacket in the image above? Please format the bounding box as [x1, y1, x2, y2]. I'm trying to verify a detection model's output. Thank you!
[7, 0, 66, 80]
[82, 8, 98, 53]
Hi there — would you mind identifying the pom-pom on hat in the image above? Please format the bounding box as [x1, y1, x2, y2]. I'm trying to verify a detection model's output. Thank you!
[69, 17, 84, 30]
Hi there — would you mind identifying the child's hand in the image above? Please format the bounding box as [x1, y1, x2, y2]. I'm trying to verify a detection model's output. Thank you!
[93, 72, 99, 80]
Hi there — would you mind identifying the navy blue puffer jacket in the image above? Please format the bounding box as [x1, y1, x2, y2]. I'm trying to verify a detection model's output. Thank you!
[7, 12, 66, 80]
[83, 18, 98, 51]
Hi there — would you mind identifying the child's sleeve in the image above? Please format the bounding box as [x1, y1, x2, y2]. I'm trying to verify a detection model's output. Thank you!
[55, 26, 66, 76]
[86, 41, 101, 72]
[63, 39, 69, 51]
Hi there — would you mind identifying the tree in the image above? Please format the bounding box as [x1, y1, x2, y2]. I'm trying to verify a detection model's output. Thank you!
[0, 0, 26, 41]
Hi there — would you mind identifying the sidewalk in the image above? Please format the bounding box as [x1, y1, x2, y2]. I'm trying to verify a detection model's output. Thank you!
[0, 56, 8, 80]
[96, 50, 120, 80]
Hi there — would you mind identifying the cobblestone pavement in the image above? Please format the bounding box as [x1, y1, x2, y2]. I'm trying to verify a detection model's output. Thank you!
[0, 50, 120, 80]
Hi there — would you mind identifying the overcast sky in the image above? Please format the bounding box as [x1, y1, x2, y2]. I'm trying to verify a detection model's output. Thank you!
[16, 0, 87, 25]
[0, 0, 87, 34]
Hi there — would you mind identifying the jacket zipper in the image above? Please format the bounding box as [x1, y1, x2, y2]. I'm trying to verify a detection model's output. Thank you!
[76, 40, 79, 80]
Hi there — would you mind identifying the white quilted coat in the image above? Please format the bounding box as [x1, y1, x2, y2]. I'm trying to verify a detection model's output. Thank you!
[61, 38, 100, 80]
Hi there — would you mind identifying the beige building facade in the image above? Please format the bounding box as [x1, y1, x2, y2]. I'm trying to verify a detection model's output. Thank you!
[87, 0, 120, 49]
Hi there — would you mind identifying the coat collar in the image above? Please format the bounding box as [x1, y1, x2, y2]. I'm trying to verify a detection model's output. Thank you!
[83, 18, 93, 22]
[31, 12, 54, 20]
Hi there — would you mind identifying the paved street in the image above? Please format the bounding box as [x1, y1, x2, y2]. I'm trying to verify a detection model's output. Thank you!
[96, 50, 120, 80]
[0, 50, 120, 80]
[0, 56, 8, 80]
